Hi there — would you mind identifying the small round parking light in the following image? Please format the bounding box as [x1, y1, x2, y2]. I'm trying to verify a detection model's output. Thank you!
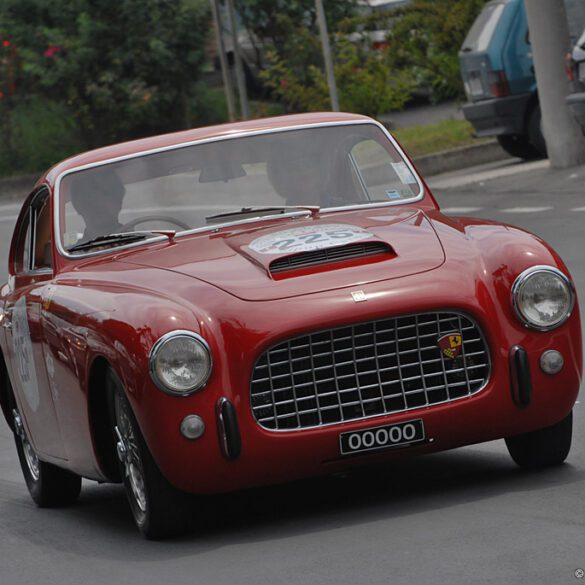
[180, 415, 206, 440]
[540, 350, 564, 375]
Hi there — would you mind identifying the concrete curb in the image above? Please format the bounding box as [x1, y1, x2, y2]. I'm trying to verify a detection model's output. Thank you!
[412, 139, 512, 177]
[0, 140, 512, 200]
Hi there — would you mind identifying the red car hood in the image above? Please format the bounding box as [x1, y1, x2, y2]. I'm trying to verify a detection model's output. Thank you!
[122, 207, 446, 301]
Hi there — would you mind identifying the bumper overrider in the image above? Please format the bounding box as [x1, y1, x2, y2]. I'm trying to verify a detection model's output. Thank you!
[566, 92, 585, 133]
[135, 269, 582, 495]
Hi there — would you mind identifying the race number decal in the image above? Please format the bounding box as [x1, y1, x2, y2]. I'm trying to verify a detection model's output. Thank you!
[11, 297, 39, 411]
[249, 224, 371, 255]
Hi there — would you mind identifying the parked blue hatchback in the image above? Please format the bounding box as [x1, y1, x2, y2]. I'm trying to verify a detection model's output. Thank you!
[460, 0, 585, 160]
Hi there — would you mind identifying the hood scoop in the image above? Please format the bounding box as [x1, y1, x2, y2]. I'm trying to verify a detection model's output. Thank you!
[269, 241, 395, 277]
[121, 208, 446, 301]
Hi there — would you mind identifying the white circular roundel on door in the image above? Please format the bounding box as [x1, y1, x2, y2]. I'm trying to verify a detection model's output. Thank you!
[248, 224, 371, 255]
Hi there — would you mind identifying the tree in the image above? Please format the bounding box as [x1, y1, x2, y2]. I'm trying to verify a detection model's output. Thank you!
[235, 0, 357, 70]
[0, 0, 210, 147]
[384, 0, 488, 100]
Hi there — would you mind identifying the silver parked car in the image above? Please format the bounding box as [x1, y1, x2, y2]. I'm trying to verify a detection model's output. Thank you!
[566, 28, 585, 131]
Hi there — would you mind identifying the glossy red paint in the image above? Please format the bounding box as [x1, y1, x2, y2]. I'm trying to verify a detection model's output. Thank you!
[0, 114, 581, 497]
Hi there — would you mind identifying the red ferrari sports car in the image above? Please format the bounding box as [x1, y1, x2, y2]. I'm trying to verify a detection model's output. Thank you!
[0, 113, 580, 538]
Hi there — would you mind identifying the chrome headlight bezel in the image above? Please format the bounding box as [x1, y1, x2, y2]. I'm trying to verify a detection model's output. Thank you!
[511, 265, 575, 331]
[149, 330, 212, 396]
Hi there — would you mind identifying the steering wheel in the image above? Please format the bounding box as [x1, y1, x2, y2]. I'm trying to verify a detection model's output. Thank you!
[119, 215, 191, 232]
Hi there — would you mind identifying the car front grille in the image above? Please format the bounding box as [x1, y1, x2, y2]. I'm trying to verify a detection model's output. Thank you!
[250, 312, 490, 431]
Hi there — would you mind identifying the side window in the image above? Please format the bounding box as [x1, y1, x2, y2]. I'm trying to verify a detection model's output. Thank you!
[350, 139, 417, 202]
[14, 208, 32, 274]
[13, 189, 52, 274]
[32, 197, 52, 270]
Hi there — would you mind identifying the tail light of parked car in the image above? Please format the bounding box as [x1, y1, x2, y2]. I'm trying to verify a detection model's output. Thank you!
[565, 52, 576, 82]
[487, 70, 510, 98]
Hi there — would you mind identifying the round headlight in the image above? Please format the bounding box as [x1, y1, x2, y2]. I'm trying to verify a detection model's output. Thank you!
[149, 331, 212, 395]
[512, 266, 574, 331]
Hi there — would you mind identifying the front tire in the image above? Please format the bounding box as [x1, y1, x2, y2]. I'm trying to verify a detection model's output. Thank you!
[13, 408, 81, 507]
[505, 411, 572, 469]
[106, 368, 194, 539]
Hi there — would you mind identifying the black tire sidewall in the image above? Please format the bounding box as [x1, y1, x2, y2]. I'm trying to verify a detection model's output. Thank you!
[106, 369, 150, 531]
[497, 134, 541, 160]
[106, 367, 192, 539]
[528, 103, 547, 158]
[13, 421, 81, 507]
[13, 427, 43, 504]
[506, 410, 572, 469]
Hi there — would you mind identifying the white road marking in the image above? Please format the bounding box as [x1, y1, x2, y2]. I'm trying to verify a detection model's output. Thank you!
[441, 207, 484, 214]
[428, 159, 549, 190]
[570, 206, 585, 212]
[500, 206, 553, 213]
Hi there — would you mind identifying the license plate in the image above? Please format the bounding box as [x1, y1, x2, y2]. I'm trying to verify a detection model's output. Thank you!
[339, 419, 425, 456]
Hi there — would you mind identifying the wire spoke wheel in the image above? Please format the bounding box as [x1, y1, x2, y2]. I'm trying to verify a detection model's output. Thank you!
[11, 404, 81, 508]
[13, 409, 40, 481]
[114, 394, 148, 514]
[106, 367, 194, 539]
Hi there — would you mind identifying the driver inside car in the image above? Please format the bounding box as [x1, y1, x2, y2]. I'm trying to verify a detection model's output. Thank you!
[69, 169, 126, 243]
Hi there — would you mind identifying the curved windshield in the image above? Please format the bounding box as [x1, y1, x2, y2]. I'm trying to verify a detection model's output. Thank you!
[58, 123, 421, 253]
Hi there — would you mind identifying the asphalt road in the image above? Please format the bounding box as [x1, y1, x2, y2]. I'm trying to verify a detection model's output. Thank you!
[0, 159, 584, 584]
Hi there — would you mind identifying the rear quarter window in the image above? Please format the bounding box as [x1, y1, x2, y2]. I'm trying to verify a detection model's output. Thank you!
[461, 2, 506, 53]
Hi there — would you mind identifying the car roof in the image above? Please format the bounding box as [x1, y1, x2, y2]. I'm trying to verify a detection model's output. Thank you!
[39, 112, 373, 187]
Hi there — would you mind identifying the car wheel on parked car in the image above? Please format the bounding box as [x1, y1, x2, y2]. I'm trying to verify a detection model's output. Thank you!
[527, 103, 547, 158]
[12, 404, 81, 507]
[505, 410, 572, 469]
[107, 367, 194, 539]
[497, 103, 547, 160]
[497, 133, 542, 160]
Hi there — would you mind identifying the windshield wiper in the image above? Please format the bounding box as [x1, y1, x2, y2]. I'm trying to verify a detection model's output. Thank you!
[205, 205, 320, 224]
[68, 231, 172, 253]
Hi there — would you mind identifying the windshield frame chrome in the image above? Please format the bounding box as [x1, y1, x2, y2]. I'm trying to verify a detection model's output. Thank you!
[54, 119, 425, 261]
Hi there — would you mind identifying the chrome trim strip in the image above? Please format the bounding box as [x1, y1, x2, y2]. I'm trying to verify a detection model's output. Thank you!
[511, 265, 575, 331]
[148, 330, 213, 396]
[249, 310, 491, 433]
[53, 119, 425, 261]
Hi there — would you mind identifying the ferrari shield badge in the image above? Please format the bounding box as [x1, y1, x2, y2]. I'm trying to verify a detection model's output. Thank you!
[437, 333, 463, 359]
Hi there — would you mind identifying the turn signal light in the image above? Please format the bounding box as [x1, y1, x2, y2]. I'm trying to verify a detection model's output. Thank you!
[565, 52, 575, 82]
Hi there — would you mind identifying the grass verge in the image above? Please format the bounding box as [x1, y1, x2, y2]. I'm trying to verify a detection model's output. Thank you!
[392, 119, 490, 158]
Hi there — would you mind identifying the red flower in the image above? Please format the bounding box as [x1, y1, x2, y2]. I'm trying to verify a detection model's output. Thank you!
[0, 91, 4, 99]
[280, 79, 289, 89]
[44, 45, 61, 58]
[2, 40, 10, 48]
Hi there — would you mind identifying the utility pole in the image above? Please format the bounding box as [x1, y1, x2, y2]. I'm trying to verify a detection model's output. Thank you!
[210, 0, 236, 121]
[315, 0, 340, 112]
[525, 0, 585, 168]
[226, 0, 250, 120]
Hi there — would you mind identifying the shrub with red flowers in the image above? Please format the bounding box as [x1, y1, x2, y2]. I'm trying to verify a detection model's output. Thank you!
[1, 0, 210, 147]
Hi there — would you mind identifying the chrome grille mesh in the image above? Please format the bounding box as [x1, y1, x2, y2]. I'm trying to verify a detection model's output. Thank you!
[250, 312, 490, 431]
